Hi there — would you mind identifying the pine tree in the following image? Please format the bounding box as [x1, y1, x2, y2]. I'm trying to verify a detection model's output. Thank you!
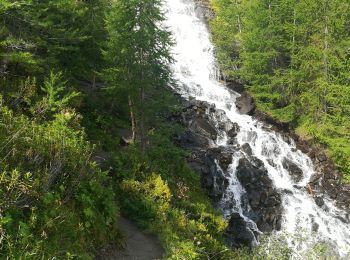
[104, 0, 172, 159]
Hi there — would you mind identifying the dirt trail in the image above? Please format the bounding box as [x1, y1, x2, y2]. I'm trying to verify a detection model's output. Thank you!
[96, 217, 164, 260]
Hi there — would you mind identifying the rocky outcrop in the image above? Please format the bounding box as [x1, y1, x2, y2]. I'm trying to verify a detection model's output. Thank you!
[172, 99, 233, 204]
[171, 98, 283, 248]
[224, 213, 259, 248]
[236, 157, 283, 232]
[172, 100, 217, 150]
[243, 86, 350, 215]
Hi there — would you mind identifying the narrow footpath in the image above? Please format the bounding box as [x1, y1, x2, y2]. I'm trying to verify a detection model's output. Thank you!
[96, 217, 164, 260]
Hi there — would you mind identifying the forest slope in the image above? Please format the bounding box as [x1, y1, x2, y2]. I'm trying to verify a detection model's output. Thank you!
[209, 0, 350, 179]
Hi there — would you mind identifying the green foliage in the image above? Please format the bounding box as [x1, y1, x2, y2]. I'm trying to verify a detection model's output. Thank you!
[1, 0, 254, 258]
[0, 99, 120, 258]
[0, 0, 122, 250]
[118, 158, 235, 259]
[120, 174, 172, 227]
[39, 71, 79, 116]
[0, 0, 108, 80]
[105, 112, 247, 259]
[4, 0, 347, 258]
[103, 0, 173, 157]
[209, 0, 350, 177]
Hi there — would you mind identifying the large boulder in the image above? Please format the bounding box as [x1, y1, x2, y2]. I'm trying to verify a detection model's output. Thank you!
[241, 143, 253, 156]
[175, 131, 211, 150]
[206, 146, 237, 172]
[226, 80, 245, 94]
[175, 100, 219, 150]
[224, 213, 259, 248]
[236, 157, 283, 232]
[282, 158, 304, 183]
[235, 92, 256, 115]
[188, 117, 217, 140]
[201, 157, 229, 204]
[118, 128, 134, 146]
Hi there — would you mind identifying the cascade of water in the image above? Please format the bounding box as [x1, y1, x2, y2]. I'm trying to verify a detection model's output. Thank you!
[164, 0, 350, 257]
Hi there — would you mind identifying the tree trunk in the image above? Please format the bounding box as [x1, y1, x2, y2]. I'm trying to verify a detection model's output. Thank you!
[292, 9, 296, 55]
[128, 95, 136, 142]
[92, 74, 96, 89]
[140, 48, 146, 160]
[236, 0, 242, 33]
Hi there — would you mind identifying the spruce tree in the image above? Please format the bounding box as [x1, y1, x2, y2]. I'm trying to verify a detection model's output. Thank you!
[104, 0, 172, 159]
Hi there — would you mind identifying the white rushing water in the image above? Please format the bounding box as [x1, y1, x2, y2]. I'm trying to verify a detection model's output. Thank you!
[164, 0, 350, 258]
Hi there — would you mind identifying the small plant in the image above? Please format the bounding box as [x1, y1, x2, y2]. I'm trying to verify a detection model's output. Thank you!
[38, 71, 79, 116]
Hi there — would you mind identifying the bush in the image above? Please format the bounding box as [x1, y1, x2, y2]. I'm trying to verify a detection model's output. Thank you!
[0, 95, 120, 258]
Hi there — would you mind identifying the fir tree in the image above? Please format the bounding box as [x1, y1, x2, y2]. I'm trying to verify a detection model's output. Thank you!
[104, 0, 173, 159]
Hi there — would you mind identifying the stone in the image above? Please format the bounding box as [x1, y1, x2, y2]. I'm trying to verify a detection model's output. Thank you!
[118, 128, 134, 146]
[241, 143, 253, 156]
[282, 158, 304, 183]
[224, 213, 259, 248]
[226, 80, 245, 94]
[309, 173, 321, 184]
[235, 92, 256, 115]
[227, 123, 240, 138]
[317, 153, 327, 163]
[312, 222, 319, 232]
[236, 157, 283, 232]
[177, 131, 210, 149]
[189, 117, 217, 140]
[314, 196, 324, 207]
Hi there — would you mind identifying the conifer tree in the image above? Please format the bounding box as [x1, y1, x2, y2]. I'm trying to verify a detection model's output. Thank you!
[104, 0, 172, 159]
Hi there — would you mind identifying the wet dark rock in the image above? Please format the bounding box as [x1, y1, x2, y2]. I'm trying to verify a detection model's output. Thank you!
[236, 92, 256, 115]
[201, 160, 229, 204]
[170, 91, 350, 248]
[189, 117, 217, 140]
[219, 121, 234, 132]
[226, 80, 245, 94]
[267, 159, 276, 167]
[293, 185, 303, 190]
[186, 151, 210, 176]
[224, 213, 259, 248]
[253, 110, 290, 132]
[176, 131, 210, 149]
[227, 123, 240, 138]
[185, 147, 236, 205]
[315, 196, 324, 207]
[214, 109, 230, 122]
[173, 99, 241, 205]
[206, 147, 235, 172]
[309, 173, 322, 185]
[241, 143, 253, 156]
[281, 134, 292, 145]
[236, 157, 283, 232]
[312, 222, 319, 232]
[282, 159, 304, 183]
[330, 192, 338, 200]
[336, 216, 347, 223]
[278, 188, 293, 195]
[174, 100, 221, 150]
[218, 153, 233, 171]
[252, 99, 350, 214]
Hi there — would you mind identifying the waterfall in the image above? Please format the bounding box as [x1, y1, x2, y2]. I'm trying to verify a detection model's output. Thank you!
[164, 0, 350, 257]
